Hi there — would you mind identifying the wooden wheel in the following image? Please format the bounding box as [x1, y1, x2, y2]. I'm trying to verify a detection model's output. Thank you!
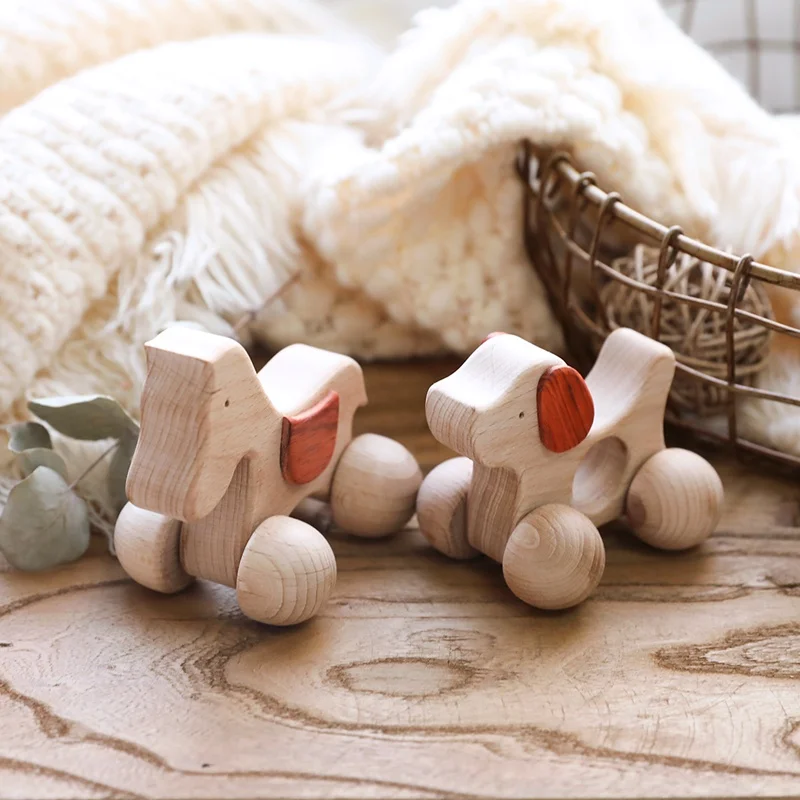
[236, 516, 336, 626]
[626, 448, 723, 550]
[114, 504, 194, 594]
[416, 457, 478, 559]
[330, 434, 422, 538]
[502, 504, 605, 610]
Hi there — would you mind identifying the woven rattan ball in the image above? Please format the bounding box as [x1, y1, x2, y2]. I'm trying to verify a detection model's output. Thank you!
[599, 245, 774, 417]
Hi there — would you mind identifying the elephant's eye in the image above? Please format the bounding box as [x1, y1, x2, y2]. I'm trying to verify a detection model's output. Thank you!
[224, 399, 231, 408]
[518, 411, 525, 419]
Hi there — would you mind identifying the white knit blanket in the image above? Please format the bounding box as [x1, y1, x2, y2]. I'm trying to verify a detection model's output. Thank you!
[2, 0, 800, 510]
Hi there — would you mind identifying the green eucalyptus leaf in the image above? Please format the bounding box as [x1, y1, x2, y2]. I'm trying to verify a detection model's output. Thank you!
[28, 395, 139, 441]
[108, 431, 138, 514]
[8, 422, 52, 453]
[17, 448, 68, 480]
[0, 467, 90, 571]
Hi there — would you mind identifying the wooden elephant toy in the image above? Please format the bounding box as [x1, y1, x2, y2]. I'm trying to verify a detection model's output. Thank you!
[417, 327, 724, 610]
[115, 329, 422, 626]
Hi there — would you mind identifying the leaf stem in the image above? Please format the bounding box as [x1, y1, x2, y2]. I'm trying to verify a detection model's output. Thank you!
[69, 441, 119, 490]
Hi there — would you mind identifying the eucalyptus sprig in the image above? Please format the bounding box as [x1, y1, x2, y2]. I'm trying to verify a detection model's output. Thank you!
[0, 396, 139, 571]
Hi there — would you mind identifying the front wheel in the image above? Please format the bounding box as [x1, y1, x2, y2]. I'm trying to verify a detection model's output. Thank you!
[236, 516, 337, 626]
[416, 457, 478, 559]
[502, 504, 605, 610]
[115, 504, 194, 594]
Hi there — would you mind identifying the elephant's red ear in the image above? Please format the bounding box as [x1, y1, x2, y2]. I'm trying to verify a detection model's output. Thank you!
[281, 391, 340, 484]
[537, 366, 594, 453]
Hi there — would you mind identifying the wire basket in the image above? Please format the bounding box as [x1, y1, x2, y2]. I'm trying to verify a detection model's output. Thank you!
[518, 143, 800, 470]
[516, 0, 800, 470]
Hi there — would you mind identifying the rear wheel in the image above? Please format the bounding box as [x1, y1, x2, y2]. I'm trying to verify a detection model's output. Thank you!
[330, 434, 422, 538]
[626, 448, 723, 550]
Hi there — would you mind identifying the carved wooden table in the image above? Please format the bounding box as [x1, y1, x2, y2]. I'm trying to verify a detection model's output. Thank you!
[1, 358, 799, 799]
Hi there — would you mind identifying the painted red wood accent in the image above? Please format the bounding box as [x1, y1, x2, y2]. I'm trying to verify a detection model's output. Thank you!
[536, 366, 594, 454]
[280, 391, 340, 485]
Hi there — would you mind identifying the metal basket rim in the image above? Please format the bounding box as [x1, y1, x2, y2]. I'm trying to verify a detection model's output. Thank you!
[519, 145, 800, 292]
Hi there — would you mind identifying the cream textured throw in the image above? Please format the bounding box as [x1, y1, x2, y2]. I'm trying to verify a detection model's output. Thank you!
[2, 0, 800, 516]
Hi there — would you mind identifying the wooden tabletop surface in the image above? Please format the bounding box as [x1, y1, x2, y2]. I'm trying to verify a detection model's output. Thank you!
[2, 358, 800, 800]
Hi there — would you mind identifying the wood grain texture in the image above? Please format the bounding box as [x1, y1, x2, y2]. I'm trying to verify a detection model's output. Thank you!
[537, 365, 594, 453]
[2, 356, 800, 799]
[281, 391, 341, 485]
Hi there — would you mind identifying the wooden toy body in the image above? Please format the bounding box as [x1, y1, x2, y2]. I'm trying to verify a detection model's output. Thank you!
[459, 329, 672, 561]
[419, 328, 724, 610]
[130, 333, 366, 588]
[116, 329, 422, 625]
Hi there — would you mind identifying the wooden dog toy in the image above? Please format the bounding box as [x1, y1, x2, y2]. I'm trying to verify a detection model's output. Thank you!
[417, 327, 723, 610]
[115, 329, 422, 626]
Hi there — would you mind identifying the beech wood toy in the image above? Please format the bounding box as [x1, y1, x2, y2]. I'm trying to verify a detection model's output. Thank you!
[115, 329, 422, 626]
[417, 327, 724, 611]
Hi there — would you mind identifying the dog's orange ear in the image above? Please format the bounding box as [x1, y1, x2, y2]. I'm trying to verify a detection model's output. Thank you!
[536, 366, 594, 453]
[281, 391, 340, 484]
